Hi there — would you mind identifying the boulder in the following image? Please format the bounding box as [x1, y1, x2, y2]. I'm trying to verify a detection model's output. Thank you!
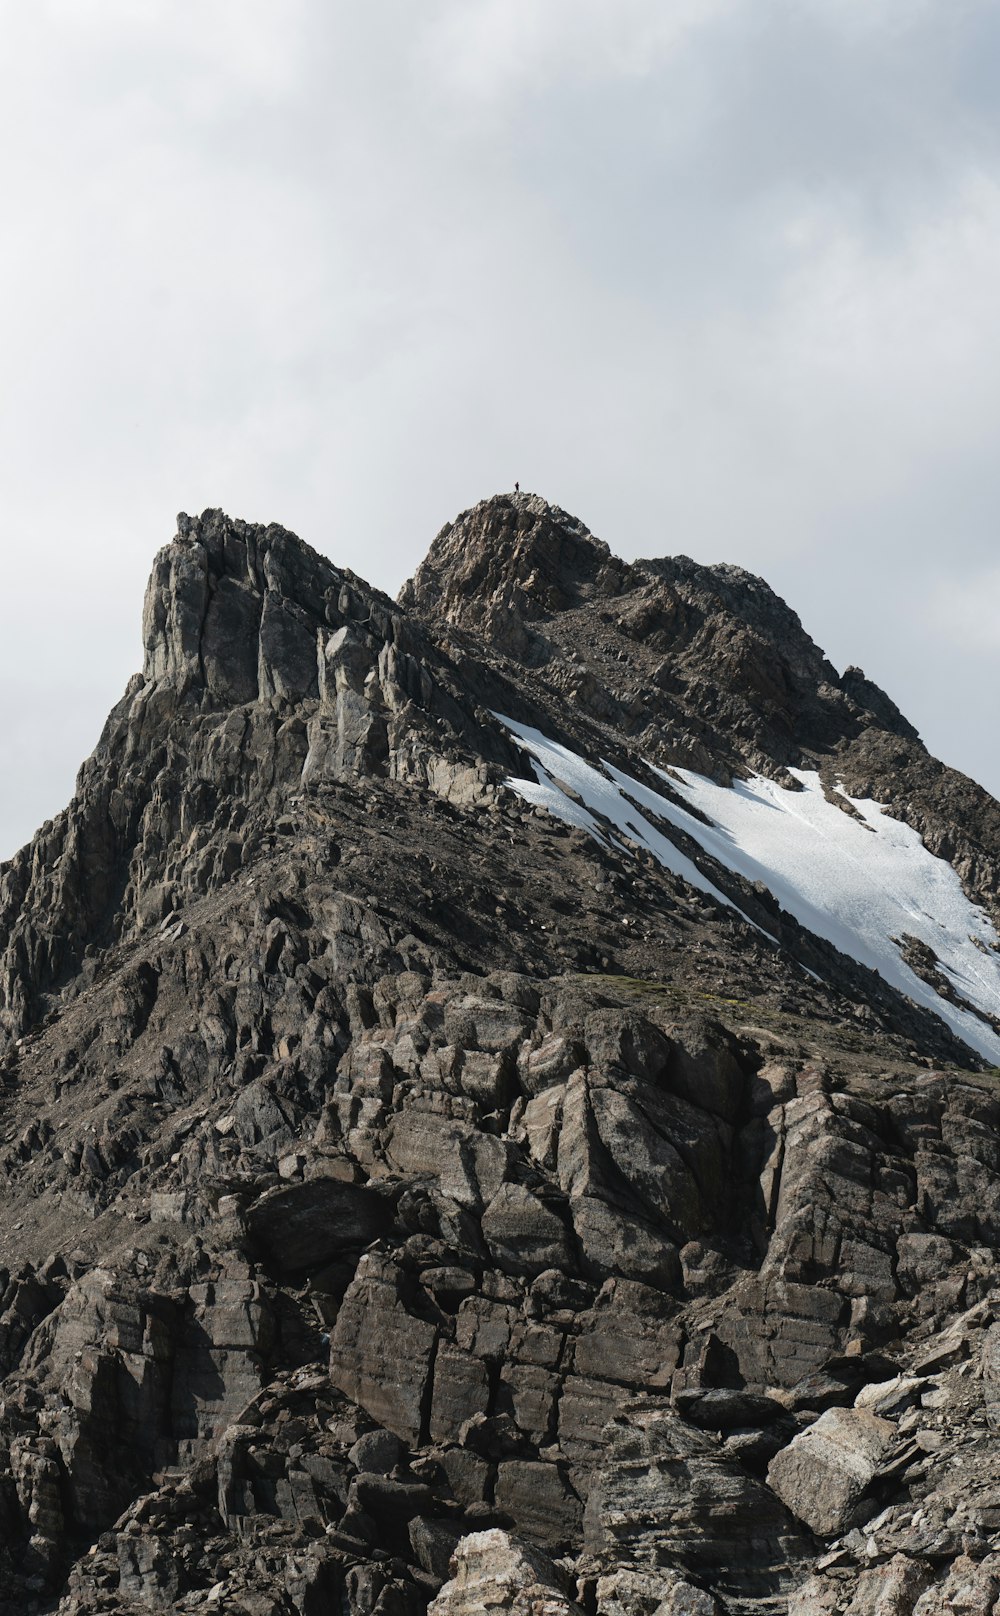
[494, 1460, 582, 1549]
[430, 1344, 492, 1443]
[385, 1112, 512, 1210]
[767, 1406, 896, 1535]
[348, 1429, 404, 1475]
[329, 1256, 437, 1444]
[427, 1528, 584, 1615]
[587, 1403, 806, 1584]
[674, 1387, 785, 1432]
[596, 1566, 724, 1615]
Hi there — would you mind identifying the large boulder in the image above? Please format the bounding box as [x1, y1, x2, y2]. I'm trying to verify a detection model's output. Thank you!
[596, 1566, 723, 1615]
[767, 1406, 896, 1536]
[481, 1184, 575, 1278]
[428, 1528, 584, 1615]
[586, 1403, 807, 1593]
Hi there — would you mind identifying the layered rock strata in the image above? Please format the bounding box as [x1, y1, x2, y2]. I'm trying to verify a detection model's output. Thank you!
[0, 497, 997, 1613]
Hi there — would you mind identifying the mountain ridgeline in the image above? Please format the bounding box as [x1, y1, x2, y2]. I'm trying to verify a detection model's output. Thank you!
[0, 494, 998, 1615]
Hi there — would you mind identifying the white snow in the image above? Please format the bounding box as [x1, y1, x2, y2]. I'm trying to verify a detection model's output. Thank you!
[495, 712, 1000, 1065]
[494, 715, 748, 918]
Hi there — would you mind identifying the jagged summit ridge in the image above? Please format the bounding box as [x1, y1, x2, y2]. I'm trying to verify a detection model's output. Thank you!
[0, 497, 1000, 1612]
[404, 494, 999, 921]
[3, 495, 998, 1063]
[406, 493, 846, 706]
[403, 494, 911, 768]
[0, 506, 511, 1047]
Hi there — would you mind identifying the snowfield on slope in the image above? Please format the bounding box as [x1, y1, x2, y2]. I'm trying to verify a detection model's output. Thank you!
[495, 714, 1000, 1065]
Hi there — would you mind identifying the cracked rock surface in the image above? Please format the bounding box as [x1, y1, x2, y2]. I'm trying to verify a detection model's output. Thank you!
[0, 495, 998, 1613]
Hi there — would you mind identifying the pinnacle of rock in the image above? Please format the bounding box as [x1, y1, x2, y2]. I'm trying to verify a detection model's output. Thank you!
[399, 491, 627, 627]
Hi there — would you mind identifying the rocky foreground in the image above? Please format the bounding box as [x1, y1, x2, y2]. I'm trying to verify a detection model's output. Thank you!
[0, 496, 999, 1614]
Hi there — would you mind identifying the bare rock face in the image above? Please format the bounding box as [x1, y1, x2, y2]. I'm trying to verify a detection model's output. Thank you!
[0, 494, 999, 1612]
[585, 1402, 809, 1598]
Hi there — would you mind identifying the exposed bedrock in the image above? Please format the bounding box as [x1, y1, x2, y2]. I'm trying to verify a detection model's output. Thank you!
[0, 496, 999, 1612]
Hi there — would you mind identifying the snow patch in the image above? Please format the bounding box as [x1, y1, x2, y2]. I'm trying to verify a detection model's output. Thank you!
[495, 714, 750, 920]
[495, 713, 1000, 1065]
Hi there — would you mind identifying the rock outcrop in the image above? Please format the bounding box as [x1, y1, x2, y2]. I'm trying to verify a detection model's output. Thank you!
[0, 493, 997, 1613]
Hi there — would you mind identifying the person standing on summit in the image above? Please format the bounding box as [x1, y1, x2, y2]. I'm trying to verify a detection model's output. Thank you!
[514, 481, 520, 494]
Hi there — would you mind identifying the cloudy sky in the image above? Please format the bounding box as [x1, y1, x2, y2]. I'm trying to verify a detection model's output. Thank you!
[2, 0, 999, 857]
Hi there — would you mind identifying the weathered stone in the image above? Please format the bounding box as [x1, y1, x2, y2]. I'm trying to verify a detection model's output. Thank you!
[444, 999, 535, 1058]
[349, 1471, 434, 1523]
[385, 1112, 512, 1210]
[494, 1460, 583, 1549]
[587, 1404, 807, 1583]
[440, 1447, 493, 1507]
[674, 1387, 784, 1431]
[349, 1428, 404, 1475]
[481, 1184, 575, 1278]
[409, 1515, 466, 1579]
[329, 1256, 437, 1444]
[582, 1009, 672, 1083]
[428, 1528, 584, 1615]
[595, 1566, 724, 1615]
[571, 1193, 680, 1289]
[430, 1344, 492, 1443]
[519, 1035, 585, 1097]
[668, 1018, 748, 1123]
[767, 1406, 897, 1535]
[455, 1296, 516, 1361]
[558, 1376, 631, 1460]
[497, 1361, 559, 1444]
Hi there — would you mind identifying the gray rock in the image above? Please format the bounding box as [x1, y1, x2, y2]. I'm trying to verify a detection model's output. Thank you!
[674, 1386, 785, 1431]
[494, 1460, 583, 1550]
[595, 1566, 724, 1615]
[481, 1184, 575, 1278]
[409, 1514, 465, 1579]
[430, 1344, 492, 1443]
[427, 1527, 584, 1615]
[348, 1428, 404, 1475]
[385, 1111, 512, 1210]
[767, 1406, 897, 1535]
[329, 1255, 438, 1444]
[587, 1403, 808, 1594]
[245, 1177, 393, 1272]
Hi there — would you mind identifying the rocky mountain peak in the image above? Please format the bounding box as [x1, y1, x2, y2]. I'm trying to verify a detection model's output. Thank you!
[399, 492, 637, 633]
[1, 497, 1000, 1613]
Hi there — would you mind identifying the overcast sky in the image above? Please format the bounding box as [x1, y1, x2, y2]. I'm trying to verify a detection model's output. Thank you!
[2, 0, 999, 858]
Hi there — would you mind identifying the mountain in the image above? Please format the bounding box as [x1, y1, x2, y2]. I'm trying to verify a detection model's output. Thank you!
[0, 493, 999, 1615]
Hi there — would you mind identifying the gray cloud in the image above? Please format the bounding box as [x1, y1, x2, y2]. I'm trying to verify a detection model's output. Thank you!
[2, 0, 999, 856]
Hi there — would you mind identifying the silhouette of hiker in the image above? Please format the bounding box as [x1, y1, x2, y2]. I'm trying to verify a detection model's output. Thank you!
[514, 481, 520, 494]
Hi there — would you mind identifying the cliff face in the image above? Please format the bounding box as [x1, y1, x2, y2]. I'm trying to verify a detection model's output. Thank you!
[0, 509, 518, 1051]
[0, 495, 998, 1615]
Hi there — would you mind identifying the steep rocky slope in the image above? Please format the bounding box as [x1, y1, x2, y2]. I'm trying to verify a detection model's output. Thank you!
[0, 495, 998, 1614]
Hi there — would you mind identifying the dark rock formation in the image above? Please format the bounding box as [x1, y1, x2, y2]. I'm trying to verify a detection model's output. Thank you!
[0, 493, 996, 1613]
